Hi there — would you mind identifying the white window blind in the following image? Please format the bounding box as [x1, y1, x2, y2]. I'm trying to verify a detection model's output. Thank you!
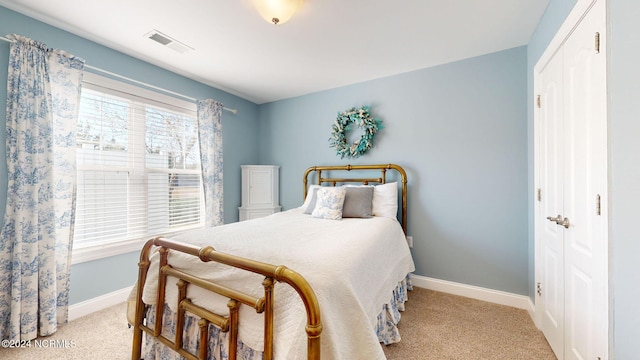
[74, 74, 204, 249]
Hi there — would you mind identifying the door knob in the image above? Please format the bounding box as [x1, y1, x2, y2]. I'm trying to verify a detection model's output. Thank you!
[546, 215, 570, 228]
[546, 215, 562, 223]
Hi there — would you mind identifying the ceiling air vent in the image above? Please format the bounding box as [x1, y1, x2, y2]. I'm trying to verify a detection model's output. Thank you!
[145, 30, 194, 54]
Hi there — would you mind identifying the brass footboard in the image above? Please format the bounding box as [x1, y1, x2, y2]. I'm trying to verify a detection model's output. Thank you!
[131, 237, 322, 360]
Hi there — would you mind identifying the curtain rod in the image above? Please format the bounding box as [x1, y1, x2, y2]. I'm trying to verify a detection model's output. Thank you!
[0, 35, 238, 115]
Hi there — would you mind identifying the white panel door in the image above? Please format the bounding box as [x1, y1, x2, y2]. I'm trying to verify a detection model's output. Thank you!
[561, 0, 607, 358]
[535, 1, 607, 359]
[538, 45, 565, 359]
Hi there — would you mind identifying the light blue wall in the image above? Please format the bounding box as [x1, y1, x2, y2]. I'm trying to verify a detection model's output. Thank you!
[608, 1, 640, 357]
[529, 0, 640, 357]
[0, 6, 261, 304]
[257, 47, 529, 295]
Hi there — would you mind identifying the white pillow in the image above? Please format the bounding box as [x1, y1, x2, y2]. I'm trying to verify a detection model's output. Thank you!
[301, 185, 321, 211]
[372, 182, 398, 219]
[311, 187, 346, 220]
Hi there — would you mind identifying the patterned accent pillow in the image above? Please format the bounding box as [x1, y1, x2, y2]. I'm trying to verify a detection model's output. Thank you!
[311, 187, 347, 220]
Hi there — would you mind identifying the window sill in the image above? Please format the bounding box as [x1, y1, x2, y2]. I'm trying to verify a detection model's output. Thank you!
[71, 239, 144, 265]
[71, 226, 206, 265]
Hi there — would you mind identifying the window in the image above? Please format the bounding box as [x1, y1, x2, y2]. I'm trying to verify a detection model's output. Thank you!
[72, 73, 204, 263]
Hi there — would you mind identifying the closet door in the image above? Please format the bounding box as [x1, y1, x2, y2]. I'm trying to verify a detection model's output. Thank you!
[561, 0, 607, 358]
[538, 45, 565, 358]
[535, 1, 607, 359]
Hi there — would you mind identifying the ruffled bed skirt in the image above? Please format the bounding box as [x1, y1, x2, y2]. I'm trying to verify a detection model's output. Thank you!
[142, 275, 413, 359]
[376, 275, 413, 345]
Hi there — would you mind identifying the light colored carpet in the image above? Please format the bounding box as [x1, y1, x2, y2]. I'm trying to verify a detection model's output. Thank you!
[382, 287, 557, 359]
[0, 287, 556, 359]
[0, 302, 131, 360]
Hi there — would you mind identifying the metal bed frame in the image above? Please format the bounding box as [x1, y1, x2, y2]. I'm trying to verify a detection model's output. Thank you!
[131, 164, 408, 360]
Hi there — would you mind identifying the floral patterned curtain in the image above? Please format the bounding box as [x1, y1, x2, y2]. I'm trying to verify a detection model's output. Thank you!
[196, 99, 224, 227]
[0, 34, 85, 341]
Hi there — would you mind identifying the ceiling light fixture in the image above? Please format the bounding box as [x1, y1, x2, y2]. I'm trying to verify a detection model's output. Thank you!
[252, 0, 303, 25]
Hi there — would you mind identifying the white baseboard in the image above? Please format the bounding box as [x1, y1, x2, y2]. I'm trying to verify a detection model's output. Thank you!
[411, 275, 535, 317]
[68, 277, 539, 324]
[526, 297, 536, 324]
[68, 286, 133, 321]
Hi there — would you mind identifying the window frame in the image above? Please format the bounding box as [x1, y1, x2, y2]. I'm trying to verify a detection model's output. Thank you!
[72, 72, 203, 264]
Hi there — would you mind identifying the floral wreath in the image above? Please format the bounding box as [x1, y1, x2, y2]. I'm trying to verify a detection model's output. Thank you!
[329, 106, 383, 159]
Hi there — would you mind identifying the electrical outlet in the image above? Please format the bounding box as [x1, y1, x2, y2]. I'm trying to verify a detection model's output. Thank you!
[406, 236, 413, 248]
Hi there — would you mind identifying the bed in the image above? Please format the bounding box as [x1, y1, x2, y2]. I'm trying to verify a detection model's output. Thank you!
[130, 164, 415, 360]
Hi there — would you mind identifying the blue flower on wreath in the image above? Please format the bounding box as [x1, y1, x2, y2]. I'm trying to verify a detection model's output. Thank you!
[329, 105, 383, 159]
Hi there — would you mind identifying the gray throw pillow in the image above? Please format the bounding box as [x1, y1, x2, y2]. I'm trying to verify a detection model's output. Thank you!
[342, 186, 374, 218]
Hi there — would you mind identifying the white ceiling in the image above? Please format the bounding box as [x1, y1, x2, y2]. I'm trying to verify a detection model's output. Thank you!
[0, 0, 549, 104]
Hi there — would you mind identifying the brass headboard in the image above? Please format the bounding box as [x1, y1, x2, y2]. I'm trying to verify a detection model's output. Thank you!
[303, 164, 408, 233]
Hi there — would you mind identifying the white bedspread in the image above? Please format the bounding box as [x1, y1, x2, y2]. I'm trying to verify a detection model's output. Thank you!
[142, 208, 415, 360]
